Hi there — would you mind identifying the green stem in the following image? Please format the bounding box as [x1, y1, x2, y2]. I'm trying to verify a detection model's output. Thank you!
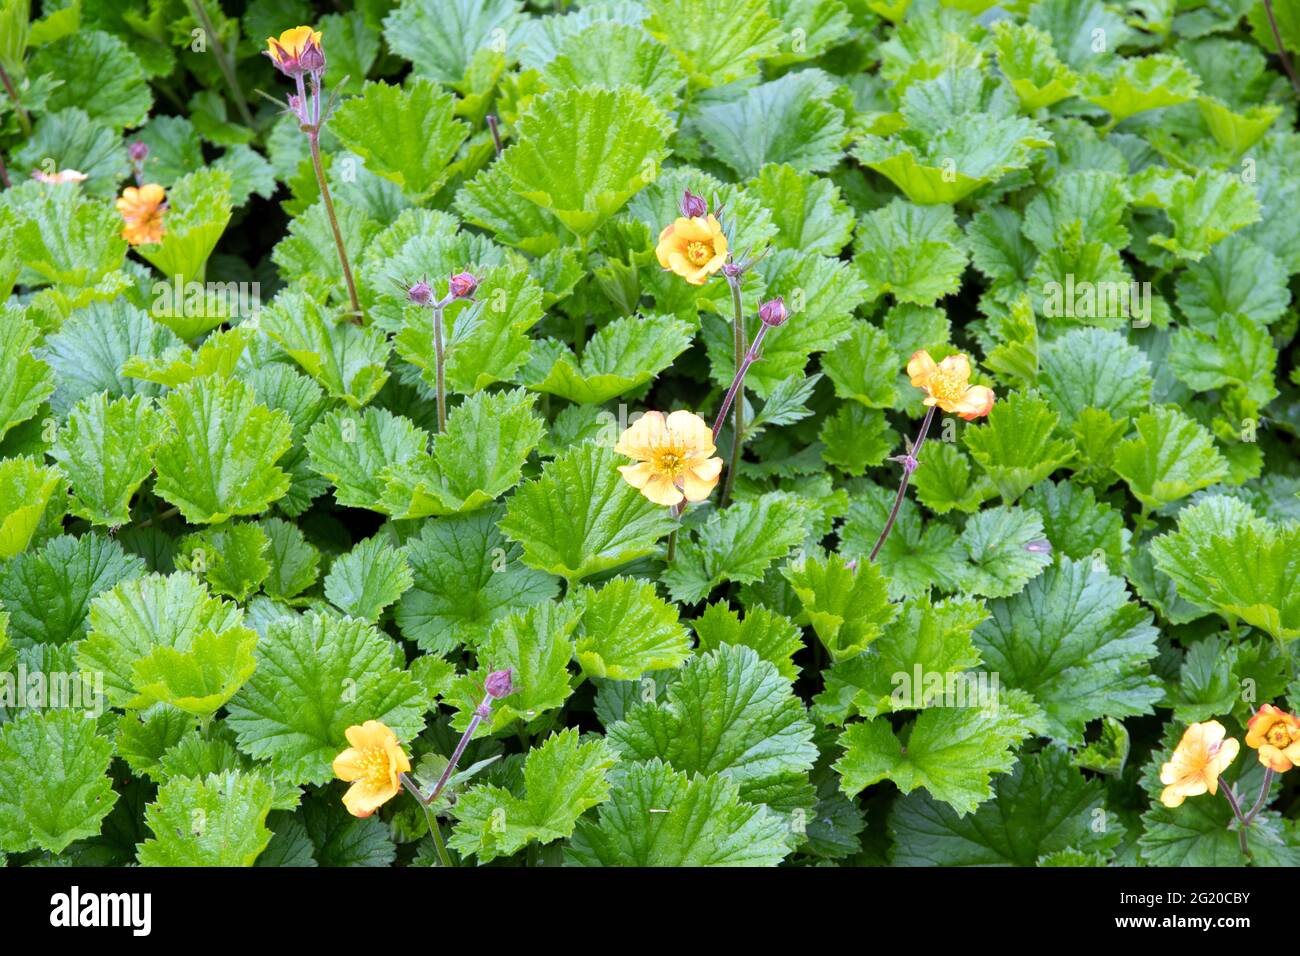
[666, 528, 676, 564]
[433, 303, 447, 432]
[0, 60, 30, 137]
[188, 0, 255, 127]
[308, 131, 363, 322]
[720, 274, 746, 507]
[1263, 0, 1300, 96]
[401, 774, 453, 867]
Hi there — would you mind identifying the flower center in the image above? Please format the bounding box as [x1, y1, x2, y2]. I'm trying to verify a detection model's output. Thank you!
[1266, 723, 1293, 749]
[653, 449, 688, 479]
[926, 368, 966, 405]
[686, 240, 712, 266]
[357, 746, 391, 790]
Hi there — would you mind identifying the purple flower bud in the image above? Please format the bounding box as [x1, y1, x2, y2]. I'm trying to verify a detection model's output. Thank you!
[128, 141, 149, 164]
[679, 189, 707, 219]
[759, 296, 788, 327]
[299, 37, 326, 74]
[448, 271, 479, 299]
[406, 278, 435, 306]
[484, 669, 514, 699]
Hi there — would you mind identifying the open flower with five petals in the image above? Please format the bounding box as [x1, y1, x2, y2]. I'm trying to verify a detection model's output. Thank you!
[655, 215, 728, 285]
[116, 184, 166, 246]
[332, 720, 411, 818]
[615, 410, 723, 507]
[1159, 720, 1240, 808]
[1245, 703, 1300, 772]
[907, 350, 995, 421]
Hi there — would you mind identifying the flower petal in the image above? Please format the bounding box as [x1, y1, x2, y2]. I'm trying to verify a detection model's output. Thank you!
[906, 350, 937, 387]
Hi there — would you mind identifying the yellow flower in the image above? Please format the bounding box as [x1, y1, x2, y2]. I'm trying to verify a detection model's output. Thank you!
[655, 215, 728, 285]
[907, 349, 995, 421]
[1159, 720, 1240, 808]
[116, 183, 166, 246]
[332, 720, 411, 818]
[1245, 704, 1300, 772]
[615, 410, 723, 507]
[266, 25, 323, 69]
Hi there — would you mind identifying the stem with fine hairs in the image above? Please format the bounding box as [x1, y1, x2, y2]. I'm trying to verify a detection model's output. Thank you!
[868, 406, 936, 562]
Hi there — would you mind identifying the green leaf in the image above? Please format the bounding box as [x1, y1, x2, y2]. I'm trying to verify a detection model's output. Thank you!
[664, 492, 813, 604]
[383, 0, 525, 85]
[1036, 327, 1152, 427]
[963, 390, 1076, 503]
[501, 441, 675, 584]
[395, 507, 559, 654]
[0, 311, 52, 443]
[0, 455, 65, 559]
[607, 644, 817, 811]
[1138, 168, 1261, 261]
[49, 393, 161, 528]
[1022, 170, 1131, 251]
[260, 287, 391, 408]
[691, 601, 803, 681]
[136, 168, 234, 301]
[820, 404, 897, 475]
[1021, 479, 1123, 568]
[1112, 405, 1229, 510]
[12, 108, 130, 198]
[541, 21, 687, 110]
[136, 771, 276, 866]
[77, 571, 258, 712]
[890, 747, 1117, 865]
[379, 388, 545, 518]
[570, 576, 691, 680]
[1082, 53, 1200, 125]
[259, 517, 321, 603]
[568, 759, 791, 866]
[782, 553, 897, 661]
[952, 505, 1054, 599]
[323, 536, 413, 623]
[331, 78, 470, 200]
[991, 20, 1078, 112]
[822, 321, 898, 409]
[749, 162, 855, 256]
[696, 71, 846, 179]
[499, 87, 673, 238]
[854, 199, 968, 306]
[449, 728, 616, 863]
[153, 376, 293, 524]
[30, 29, 151, 129]
[1151, 495, 1300, 642]
[911, 442, 996, 515]
[175, 523, 271, 603]
[816, 593, 986, 722]
[643, 0, 781, 87]
[1174, 235, 1290, 330]
[1168, 314, 1278, 406]
[523, 314, 693, 405]
[974, 558, 1162, 744]
[0, 533, 144, 648]
[226, 611, 426, 785]
[121, 326, 253, 390]
[305, 406, 426, 512]
[835, 688, 1043, 816]
[0, 709, 116, 854]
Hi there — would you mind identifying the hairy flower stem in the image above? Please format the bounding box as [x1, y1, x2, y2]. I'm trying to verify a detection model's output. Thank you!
[432, 302, 447, 431]
[719, 273, 747, 507]
[1243, 768, 1274, 825]
[415, 693, 494, 809]
[487, 114, 503, 155]
[868, 405, 937, 563]
[188, 0, 255, 127]
[0, 62, 30, 137]
[400, 773, 453, 867]
[301, 73, 362, 323]
[666, 527, 677, 564]
[1219, 783, 1250, 856]
[1263, 0, 1300, 95]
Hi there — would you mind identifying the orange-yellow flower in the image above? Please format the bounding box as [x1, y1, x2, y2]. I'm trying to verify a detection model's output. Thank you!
[615, 410, 723, 507]
[332, 720, 411, 818]
[1245, 704, 1300, 772]
[907, 350, 995, 421]
[1159, 720, 1240, 808]
[116, 183, 166, 246]
[266, 26, 323, 72]
[655, 215, 728, 285]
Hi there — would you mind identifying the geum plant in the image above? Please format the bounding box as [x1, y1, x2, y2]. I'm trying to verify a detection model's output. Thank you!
[0, 0, 1297, 871]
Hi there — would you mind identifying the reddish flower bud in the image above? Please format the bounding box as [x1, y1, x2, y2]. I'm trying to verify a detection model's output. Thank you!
[679, 189, 708, 219]
[448, 271, 479, 299]
[299, 36, 326, 74]
[128, 141, 149, 164]
[406, 278, 435, 306]
[759, 296, 787, 327]
[485, 669, 514, 699]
